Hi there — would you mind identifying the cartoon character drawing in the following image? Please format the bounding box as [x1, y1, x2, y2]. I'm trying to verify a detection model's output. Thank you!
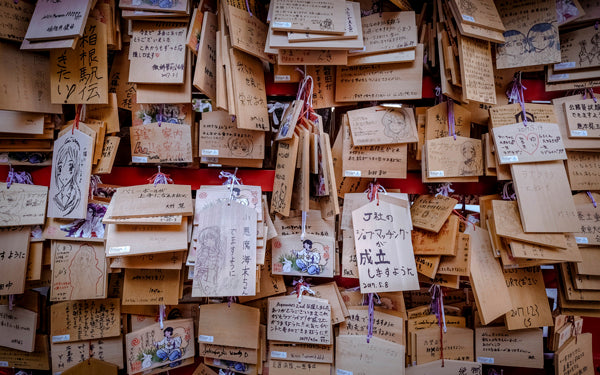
[497, 30, 527, 58]
[68, 244, 104, 299]
[154, 327, 182, 363]
[382, 109, 410, 141]
[459, 141, 478, 176]
[227, 137, 253, 157]
[60, 203, 107, 238]
[294, 240, 321, 275]
[195, 226, 225, 295]
[282, 257, 292, 272]
[141, 353, 153, 369]
[526, 23, 559, 53]
[53, 138, 82, 216]
[590, 31, 600, 63]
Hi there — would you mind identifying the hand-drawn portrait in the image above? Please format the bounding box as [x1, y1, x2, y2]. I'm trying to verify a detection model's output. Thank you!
[195, 226, 225, 296]
[227, 137, 253, 157]
[497, 30, 527, 58]
[128, 320, 193, 374]
[578, 31, 600, 65]
[53, 138, 82, 216]
[68, 243, 105, 299]
[526, 23, 559, 54]
[459, 141, 479, 176]
[382, 109, 410, 141]
[275, 238, 330, 276]
[272, 183, 288, 212]
[60, 203, 107, 239]
[276, 101, 299, 140]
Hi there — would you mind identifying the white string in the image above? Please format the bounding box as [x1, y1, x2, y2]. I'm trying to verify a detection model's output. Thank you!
[300, 211, 307, 240]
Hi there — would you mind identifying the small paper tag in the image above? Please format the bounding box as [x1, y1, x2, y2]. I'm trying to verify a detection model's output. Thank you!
[0, 361, 8, 367]
[208, 164, 222, 167]
[198, 335, 214, 343]
[575, 237, 589, 244]
[344, 170, 362, 177]
[270, 351, 287, 359]
[500, 155, 519, 163]
[349, 46, 367, 53]
[550, 74, 569, 80]
[52, 334, 70, 343]
[213, 359, 221, 365]
[571, 130, 588, 137]
[201, 149, 219, 156]
[555, 61, 576, 70]
[337, 369, 353, 375]
[201, 156, 219, 163]
[477, 357, 495, 364]
[274, 75, 291, 82]
[428, 170, 444, 177]
[462, 14, 475, 22]
[272, 21, 292, 28]
[108, 246, 130, 254]
[131, 156, 148, 163]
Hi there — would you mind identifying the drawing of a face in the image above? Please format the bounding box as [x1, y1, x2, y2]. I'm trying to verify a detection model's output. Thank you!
[228, 137, 253, 157]
[462, 142, 475, 161]
[56, 140, 80, 189]
[498, 30, 526, 57]
[382, 109, 409, 140]
[527, 23, 557, 52]
[75, 245, 96, 267]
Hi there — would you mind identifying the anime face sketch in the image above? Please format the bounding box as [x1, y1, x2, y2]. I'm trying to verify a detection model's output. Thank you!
[227, 137, 253, 157]
[195, 226, 225, 296]
[382, 109, 410, 141]
[498, 30, 527, 58]
[578, 31, 600, 66]
[526, 23, 559, 53]
[53, 138, 82, 216]
[459, 141, 478, 176]
[294, 240, 321, 275]
[154, 327, 182, 364]
[67, 243, 104, 299]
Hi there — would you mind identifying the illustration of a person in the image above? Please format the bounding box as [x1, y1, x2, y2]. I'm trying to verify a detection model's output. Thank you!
[196, 227, 224, 295]
[154, 327, 182, 362]
[382, 109, 410, 141]
[295, 240, 321, 275]
[60, 203, 107, 238]
[590, 32, 600, 63]
[497, 30, 527, 58]
[459, 142, 478, 176]
[53, 138, 82, 216]
[231, 188, 250, 206]
[68, 244, 103, 298]
[526, 23, 559, 53]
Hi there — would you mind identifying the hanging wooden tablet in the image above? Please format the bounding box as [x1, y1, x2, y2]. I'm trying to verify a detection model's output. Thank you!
[271, 136, 298, 216]
[199, 110, 264, 160]
[198, 303, 260, 349]
[335, 44, 423, 102]
[288, 1, 360, 43]
[492, 122, 567, 164]
[49, 18, 108, 105]
[508, 234, 582, 262]
[563, 99, 600, 138]
[50, 298, 120, 343]
[465, 225, 512, 325]
[475, 327, 543, 368]
[193, 11, 217, 100]
[555, 333, 594, 375]
[352, 11, 417, 55]
[136, 51, 192, 104]
[271, 233, 335, 278]
[335, 335, 404, 375]
[229, 48, 269, 131]
[0, 226, 30, 296]
[50, 240, 107, 301]
[0, 305, 37, 352]
[268, 295, 331, 344]
[406, 359, 482, 375]
[227, 5, 272, 63]
[415, 327, 473, 365]
[352, 199, 419, 293]
[503, 266, 553, 330]
[0, 183, 47, 227]
[426, 136, 483, 178]
[555, 25, 600, 72]
[48, 128, 93, 219]
[457, 35, 496, 104]
[105, 219, 188, 257]
[62, 358, 118, 375]
[128, 22, 187, 84]
[25, 0, 92, 41]
[270, 0, 345, 34]
[495, 0, 560, 69]
[425, 101, 471, 140]
[108, 184, 193, 218]
[438, 233, 470, 276]
[491, 200, 568, 248]
[449, 0, 504, 32]
[412, 215, 459, 256]
[122, 269, 180, 305]
[410, 194, 457, 233]
[130, 122, 193, 163]
[0, 334, 49, 370]
[192, 201, 256, 297]
[126, 319, 195, 374]
[339, 307, 404, 345]
[511, 161, 579, 233]
[566, 151, 600, 190]
[347, 106, 418, 146]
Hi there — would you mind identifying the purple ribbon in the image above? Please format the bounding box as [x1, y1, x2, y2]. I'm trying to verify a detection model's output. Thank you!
[429, 284, 447, 332]
[6, 166, 33, 189]
[367, 293, 374, 343]
[435, 183, 454, 198]
[584, 88, 597, 103]
[434, 86, 442, 105]
[447, 99, 456, 140]
[506, 73, 528, 126]
[587, 191, 597, 208]
[148, 166, 174, 186]
[502, 182, 517, 201]
[245, 0, 253, 17]
[8, 294, 14, 311]
[228, 296, 237, 307]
